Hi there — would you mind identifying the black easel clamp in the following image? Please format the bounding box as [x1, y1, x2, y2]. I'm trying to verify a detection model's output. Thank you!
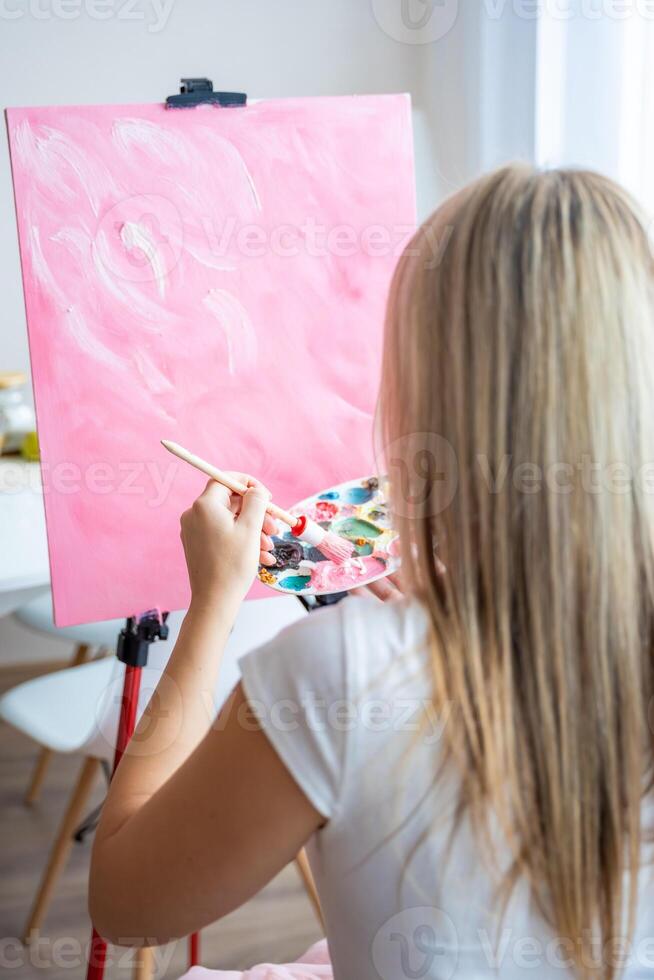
[166, 78, 247, 109]
[117, 610, 169, 667]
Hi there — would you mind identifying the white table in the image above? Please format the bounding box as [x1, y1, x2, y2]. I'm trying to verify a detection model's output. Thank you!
[0, 458, 49, 616]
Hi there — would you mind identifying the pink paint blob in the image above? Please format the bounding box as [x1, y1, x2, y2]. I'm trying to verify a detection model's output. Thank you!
[309, 555, 387, 592]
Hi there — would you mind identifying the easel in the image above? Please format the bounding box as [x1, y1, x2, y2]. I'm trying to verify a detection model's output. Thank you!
[84, 600, 325, 978]
[85, 79, 325, 979]
[86, 610, 169, 980]
[84, 79, 248, 979]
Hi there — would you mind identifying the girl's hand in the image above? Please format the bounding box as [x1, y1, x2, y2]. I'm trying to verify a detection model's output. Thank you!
[350, 571, 404, 602]
[180, 476, 277, 607]
[350, 556, 445, 602]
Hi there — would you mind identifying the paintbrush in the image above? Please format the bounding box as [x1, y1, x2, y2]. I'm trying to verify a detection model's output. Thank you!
[161, 440, 354, 564]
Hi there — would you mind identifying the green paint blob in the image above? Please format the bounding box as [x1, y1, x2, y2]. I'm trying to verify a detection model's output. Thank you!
[279, 574, 311, 592]
[354, 542, 373, 556]
[333, 517, 382, 541]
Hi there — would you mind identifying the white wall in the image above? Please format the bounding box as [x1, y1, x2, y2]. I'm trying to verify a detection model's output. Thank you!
[1, 0, 535, 385]
[0, 0, 431, 384]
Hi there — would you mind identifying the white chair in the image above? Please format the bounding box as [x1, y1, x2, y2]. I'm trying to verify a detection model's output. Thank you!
[0, 582, 49, 619]
[11, 593, 123, 804]
[0, 594, 309, 950]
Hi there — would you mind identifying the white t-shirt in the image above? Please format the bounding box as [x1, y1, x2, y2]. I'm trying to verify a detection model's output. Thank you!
[239, 596, 654, 980]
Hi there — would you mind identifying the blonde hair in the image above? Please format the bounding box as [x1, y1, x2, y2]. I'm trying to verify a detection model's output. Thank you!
[380, 165, 654, 978]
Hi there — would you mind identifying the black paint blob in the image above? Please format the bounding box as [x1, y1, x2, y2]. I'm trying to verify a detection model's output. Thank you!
[271, 538, 304, 571]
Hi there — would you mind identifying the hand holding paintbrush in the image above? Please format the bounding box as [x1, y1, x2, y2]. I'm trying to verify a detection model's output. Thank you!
[161, 441, 354, 564]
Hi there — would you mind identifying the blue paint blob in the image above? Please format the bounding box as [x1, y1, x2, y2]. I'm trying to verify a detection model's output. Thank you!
[343, 486, 374, 505]
[279, 575, 311, 592]
[318, 491, 340, 500]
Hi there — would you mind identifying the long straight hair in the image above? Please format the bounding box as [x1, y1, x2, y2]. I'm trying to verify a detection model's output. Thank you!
[380, 165, 654, 978]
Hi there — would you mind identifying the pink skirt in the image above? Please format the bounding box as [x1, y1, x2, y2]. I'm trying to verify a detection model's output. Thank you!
[178, 939, 332, 979]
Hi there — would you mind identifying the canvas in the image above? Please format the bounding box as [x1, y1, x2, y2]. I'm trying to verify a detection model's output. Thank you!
[6, 94, 416, 625]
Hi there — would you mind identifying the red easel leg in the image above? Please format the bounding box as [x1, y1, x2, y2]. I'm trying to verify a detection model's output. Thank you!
[87, 928, 108, 980]
[86, 662, 143, 979]
[113, 664, 142, 769]
[189, 931, 200, 967]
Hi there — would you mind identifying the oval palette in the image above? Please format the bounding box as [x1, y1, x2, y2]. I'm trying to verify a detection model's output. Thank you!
[258, 475, 400, 596]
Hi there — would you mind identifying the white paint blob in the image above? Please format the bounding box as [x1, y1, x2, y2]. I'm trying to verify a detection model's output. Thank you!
[120, 221, 168, 298]
[29, 225, 68, 308]
[201, 130, 262, 212]
[132, 348, 174, 394]
[64, 306, 126, 371]
[202, 288, 258, 375]
[15, 121, 118, 216]
[113, 118, 189, 163]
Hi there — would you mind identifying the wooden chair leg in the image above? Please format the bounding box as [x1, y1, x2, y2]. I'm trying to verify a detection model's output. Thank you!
[70, 643, 92, 668]
[24, 748, 54, 806]
[132, 946, 154, 980]
[23, 644, 92, 806]
[295, 848, 324, 929]
[23, 755, 99, 943]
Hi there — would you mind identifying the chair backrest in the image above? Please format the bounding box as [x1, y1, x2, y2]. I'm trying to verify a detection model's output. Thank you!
[0, 583, 49, 618]
[82, 597, 307, 761]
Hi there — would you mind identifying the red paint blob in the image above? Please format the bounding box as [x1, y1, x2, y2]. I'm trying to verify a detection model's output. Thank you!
[313, 501, 338, 521]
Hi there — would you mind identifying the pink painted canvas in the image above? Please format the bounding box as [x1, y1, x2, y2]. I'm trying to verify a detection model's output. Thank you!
[6, 95, 415, 626]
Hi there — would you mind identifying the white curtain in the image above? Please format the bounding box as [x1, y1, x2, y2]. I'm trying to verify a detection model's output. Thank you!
[535, 6, 654, 215]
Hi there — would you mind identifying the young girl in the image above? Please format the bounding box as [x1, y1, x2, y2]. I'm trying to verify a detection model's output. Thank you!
[90, 165, 654, 980]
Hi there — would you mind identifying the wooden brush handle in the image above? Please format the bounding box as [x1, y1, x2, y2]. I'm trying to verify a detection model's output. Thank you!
[161, 440, 297, 527]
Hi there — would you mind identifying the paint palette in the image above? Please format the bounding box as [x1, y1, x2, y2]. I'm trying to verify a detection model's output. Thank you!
[258, 476, 400, 596]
